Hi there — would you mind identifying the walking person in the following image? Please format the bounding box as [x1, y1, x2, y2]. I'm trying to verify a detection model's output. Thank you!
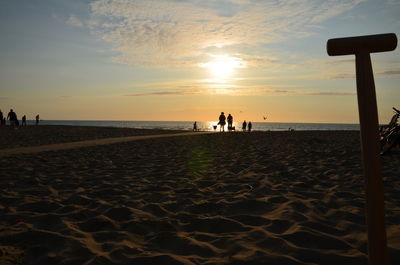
[193, 121, 197, 131]
[35, 114, 40, 125]
[248, 121, 252, 132]
[22, 115, 27, 126]
[7, 109, 17, 128]
[242, 120, 247, 132]
[218, 112, 226, 132]
[227, 113, 233, 131]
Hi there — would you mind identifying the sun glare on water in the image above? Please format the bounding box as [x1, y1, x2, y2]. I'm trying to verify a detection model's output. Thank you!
[202, 55, 244, 81]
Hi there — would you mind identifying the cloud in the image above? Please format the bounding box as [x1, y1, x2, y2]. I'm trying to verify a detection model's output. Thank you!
[124, 90, 201, 96]
[377, 70, 400, 76]
[327, 59, 354, 65]
[262, 89, 355, 96]
[89, 0, 364, 66]
[123, 82, 293, 96]
[326, 72, 355, 79]
[305, 91, 355, 96]
[263, 89, 293, 94]
[67, 15, 84, 27]
[122, 82, 353, 97]
[325, 69, 400, 79]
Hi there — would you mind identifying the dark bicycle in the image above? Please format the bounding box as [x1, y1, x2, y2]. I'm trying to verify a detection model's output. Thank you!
[380, 107, 400, 155]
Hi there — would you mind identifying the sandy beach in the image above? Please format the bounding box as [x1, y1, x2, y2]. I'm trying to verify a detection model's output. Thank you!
[0, 125, 186, 149]
[0, 126, 399, 265]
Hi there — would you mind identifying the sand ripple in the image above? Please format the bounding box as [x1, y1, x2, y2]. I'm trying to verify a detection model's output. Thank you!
[0, 131, 399, 264]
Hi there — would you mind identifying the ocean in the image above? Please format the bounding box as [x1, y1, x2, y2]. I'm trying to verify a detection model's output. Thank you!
[26, 120, 360, 131]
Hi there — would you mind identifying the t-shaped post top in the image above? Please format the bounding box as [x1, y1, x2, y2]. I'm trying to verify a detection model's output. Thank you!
[326, 32, 398, 265]
[327, 33, 397, 56]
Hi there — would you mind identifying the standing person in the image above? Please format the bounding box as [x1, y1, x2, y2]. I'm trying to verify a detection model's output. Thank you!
[193, 121, 197, 131]
[227, 114, 233, 131]
[248, 121, 252, 132]
[0, 109, 3, 126]
[218, 112, 226, 132]
[35, 114, 40, 125]
[242, 120, 247, 132]
[7, 109, 17, 128]
[22, 115, 27, 126]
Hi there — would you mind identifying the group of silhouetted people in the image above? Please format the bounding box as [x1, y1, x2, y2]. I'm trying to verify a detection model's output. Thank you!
[217, 112, 252, 132]
[242, 120, 252, 132]
[0, 108, 40, 128]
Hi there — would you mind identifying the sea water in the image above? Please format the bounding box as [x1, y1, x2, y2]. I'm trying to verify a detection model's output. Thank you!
[28, 120, 360, 131]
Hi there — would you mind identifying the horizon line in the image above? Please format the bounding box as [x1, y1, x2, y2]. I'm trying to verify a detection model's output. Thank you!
[27, 119, 360, 125]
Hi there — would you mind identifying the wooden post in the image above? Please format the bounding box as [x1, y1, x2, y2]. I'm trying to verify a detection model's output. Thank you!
[355, 50, 388, 265]
[327, 33, 397, 265]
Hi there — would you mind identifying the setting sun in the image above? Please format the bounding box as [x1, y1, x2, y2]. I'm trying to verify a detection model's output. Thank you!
[202, 55, 244, 80]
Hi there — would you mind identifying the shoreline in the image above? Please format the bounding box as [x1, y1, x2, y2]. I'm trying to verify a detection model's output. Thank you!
[0, 120, 361, 133]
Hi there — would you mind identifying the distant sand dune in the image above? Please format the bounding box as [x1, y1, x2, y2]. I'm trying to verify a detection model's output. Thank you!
[0, 130, 399, 264]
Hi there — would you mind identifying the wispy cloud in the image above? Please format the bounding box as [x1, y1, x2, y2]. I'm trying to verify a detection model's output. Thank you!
[378, 70, 400, 76]
[89, 0, 364, 66]
[327, 59, 354, 65]
[325, 69, 400, 79]
[326, 73, 355, 79]
[123, 83, 354, 97]
[263, 89, 355, 96]
[67, 15, 84, 27]
[124, 90, 201, 97]
[305, 91, 355, 96]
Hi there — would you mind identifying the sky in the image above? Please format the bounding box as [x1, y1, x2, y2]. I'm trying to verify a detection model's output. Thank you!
[0, 0, 399, 123]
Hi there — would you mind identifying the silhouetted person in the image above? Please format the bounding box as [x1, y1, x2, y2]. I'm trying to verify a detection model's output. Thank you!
[227, 113, 233, 131]
[35, 114, 40, 125]
[0, 110, 3, 126]
[193, 121, 197, 131]
[248, 121, 252, 132]
[22, 115, 27, 126]
[7, 109, 17, 128]
[242, 120, 247, 131]
[218, 112, 226, 132]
